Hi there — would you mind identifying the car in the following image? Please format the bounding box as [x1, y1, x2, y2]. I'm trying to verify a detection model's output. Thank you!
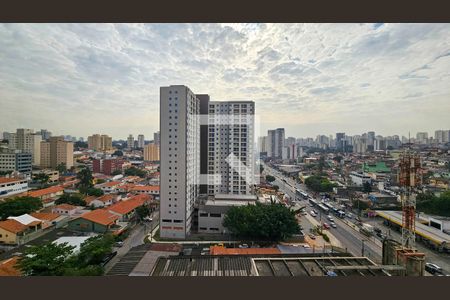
[323, 223, 330, 229]
[425, 263, 443, 274]
[309, 234, 316, 240]
[100, 251, 117, 267]
[327, 216, 334, 222]
[313, 209, 318, 214]
[346, 213, 353, 219]
[238, 243, 249, 248]
[114, 241, 124, 247]
[330, 223, 337, 228]
[303, 244, 311, 248]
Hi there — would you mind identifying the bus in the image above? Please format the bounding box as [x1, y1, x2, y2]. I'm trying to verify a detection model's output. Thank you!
[309, 198, 318, 206]
[324, 203, 334, 210]
[318, 203, 329, 215]
[337, 210, 346, 218]
[296, 189, 308, 199]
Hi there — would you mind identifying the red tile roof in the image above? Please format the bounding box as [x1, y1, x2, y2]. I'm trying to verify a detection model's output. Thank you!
[108, 195, 150, 215]
[0, 257, 21, 276]
[79, 209, 119, 226]
[101, 181, 121, 188]
[0, 219, 28, 234]
[30, 212, 60, 221]
[96, 194, 115, 203]
[53, 203, 77, 211]
[28, 186, 64, 198]
[0, 177, 24, 184]
[130, 185, 160, 192]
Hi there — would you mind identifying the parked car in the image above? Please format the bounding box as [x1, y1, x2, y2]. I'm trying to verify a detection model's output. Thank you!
[327, 216, 334, 222]
[330, 223, 337, 228]
[239, 244, 249, 248]
[114, 241, 124, 247]
[323, 223, 330, 229]
[309, 234, 316, 240]
[425, 263, 443, 274]
[101, 251, 117, 267]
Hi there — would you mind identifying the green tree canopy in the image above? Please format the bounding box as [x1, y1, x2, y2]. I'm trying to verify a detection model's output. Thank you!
[417, 191, 450, 217]
[55, 193, 86, 206]
[75, 235, 115, 266]
[305, 175, 335, 192]
[223, 202, 300, 241]
[18, 242, 75, 276]
[124, 167, 146, 178]
[86, 187, 104, 197]
[33, 173, 50, 186]
[0, 196, 43, 220]
[56, 163, 67, 174]
[135, 205, 150, 221]
[77, 167, 94, 194]
[111, 169, 122, 176]
[265, 175, 276, 183]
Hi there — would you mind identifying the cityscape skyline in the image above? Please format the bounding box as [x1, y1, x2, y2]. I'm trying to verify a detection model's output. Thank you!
[1, 23, 450, 138]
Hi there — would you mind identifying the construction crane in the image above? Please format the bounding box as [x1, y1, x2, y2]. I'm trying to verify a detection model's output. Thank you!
[397, 147, 422, 249]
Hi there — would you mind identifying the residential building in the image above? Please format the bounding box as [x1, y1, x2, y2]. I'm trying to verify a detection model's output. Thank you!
[85, 194, 117, 208]
[336, 132, 345, 151]
[0, 177, 29, 199]
[127, 134, 134, 150]
[0, 257, 21, 276]
[206, 100, 255, 196]
[143, 143, 160, 161]
[130, 185, 160, 198]
[160, 85, 200, 239]
[68, 209, 120, 233]
[154, 131, 160, 145]
[87, 134, 113, 151]
[32, 169, 59, 184]
[40, 136, 74, 169]
[416, 132, 428, 144]
[93, 158, 124, 175]
[285, 137, 296, 147]
[38, 129, 52, 141]
[108, 194, 151, 222]
[266, 128, 285, 159]
[258, 136, 267, 153]
[350, 171, 372, 186]
[52, 204, 79, 216]
[0, 219, 38, 245]
[434, 130, 450, 143]
[2, 132, 17, 150]
[138, 134, 145, 148]
[28, 185, 64, 201]
[0, 149, 32, 175]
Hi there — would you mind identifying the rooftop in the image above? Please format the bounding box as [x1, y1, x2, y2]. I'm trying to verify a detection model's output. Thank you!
[28, 185, 64, 198]
[30, 212, 60, 221]
[0, 219, 28, 234]
[0, 256, 21, 276]
[53, 203, 78, 211]
[78, 209, 119, 226]
[108, 195, 149, 215]
[0, 177, 25, 184]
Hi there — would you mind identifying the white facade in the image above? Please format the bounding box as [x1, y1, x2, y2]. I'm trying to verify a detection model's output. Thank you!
[160, 85, 200, 239]
[0, 178, 28, 198]
[350, 171, 372, 186]
[207, 101, 255, 196]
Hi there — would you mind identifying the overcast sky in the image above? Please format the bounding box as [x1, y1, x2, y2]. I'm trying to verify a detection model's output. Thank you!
[1, 23, 449, 140]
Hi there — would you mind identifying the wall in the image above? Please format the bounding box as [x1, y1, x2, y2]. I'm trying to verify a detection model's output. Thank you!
[0, 228, 17, 244]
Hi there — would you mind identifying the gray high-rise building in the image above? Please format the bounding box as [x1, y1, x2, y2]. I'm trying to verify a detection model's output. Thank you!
[137, 134, 145, 148]
[127, 134, 134, 150]
[154, 131, 160, 145]
[267, 128, 285, 159]
[160, 85, 200, 239]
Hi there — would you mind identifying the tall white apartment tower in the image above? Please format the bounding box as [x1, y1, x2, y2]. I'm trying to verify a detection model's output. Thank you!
[127, 134, 134, 150]
[207, 101, 255, 196]
[160, 85, 200, 239]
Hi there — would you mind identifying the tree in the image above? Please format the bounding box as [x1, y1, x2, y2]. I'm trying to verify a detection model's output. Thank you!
[77, 167, 94, 194]
[417, 191, 450, 217]
[0, 170, 13, 176]
[74, 141, 88, 149]
[18, 242, 75, 276]
[86, 187, 104, 197]
[0, 196, 43, 220]
[223, 202, 300, 241]
[265, 175, 276, 183]
[272, 185, 280, 191]
[305, 175, 335, 193]
[33, 173, 50, 187]
[363, 181, 372, 194]
[75, 235, 115, 267]
[124, 167, 146, 178]
[111, 169, 122, 176]
[56, 163, 67, 175]
[135, 205, 150, 221]
[55, 193, 86, 206]
[112, 150, 123, 157]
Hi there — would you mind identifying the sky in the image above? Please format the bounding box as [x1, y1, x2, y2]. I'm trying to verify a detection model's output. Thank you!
[1, 23, 450, 140]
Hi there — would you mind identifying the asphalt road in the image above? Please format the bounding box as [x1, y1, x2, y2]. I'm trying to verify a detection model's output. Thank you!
[263, 163, 383, 263]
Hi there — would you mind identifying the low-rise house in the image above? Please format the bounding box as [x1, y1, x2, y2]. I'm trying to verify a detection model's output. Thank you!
[0, 177, 29, 199]
[0, 217, 41, 245]
[108, 194, 151, 222]
[28, 185, 64, 201]
[68, 209, 120, 233]
[99, 181, 121, 193]
[85, 194, 117, 208]
[130, 185, 160, 198]
[0, 256, 21, 276]
[30, 212, 61, 229]
[52, 203, 79, 216]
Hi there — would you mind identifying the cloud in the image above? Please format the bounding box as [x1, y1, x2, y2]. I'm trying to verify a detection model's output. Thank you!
[0, 23, 449, 139]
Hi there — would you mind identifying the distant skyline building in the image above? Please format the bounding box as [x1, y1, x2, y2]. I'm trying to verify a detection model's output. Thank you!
[266, 128, 285, 159]
[38, 129, 52, 141]
[154, 131, 160, 145]
[138, 134, 145, 148]
[127, 134, 134, 150]
[143, 143, 160, 161]
[87, 134, 113, 151]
